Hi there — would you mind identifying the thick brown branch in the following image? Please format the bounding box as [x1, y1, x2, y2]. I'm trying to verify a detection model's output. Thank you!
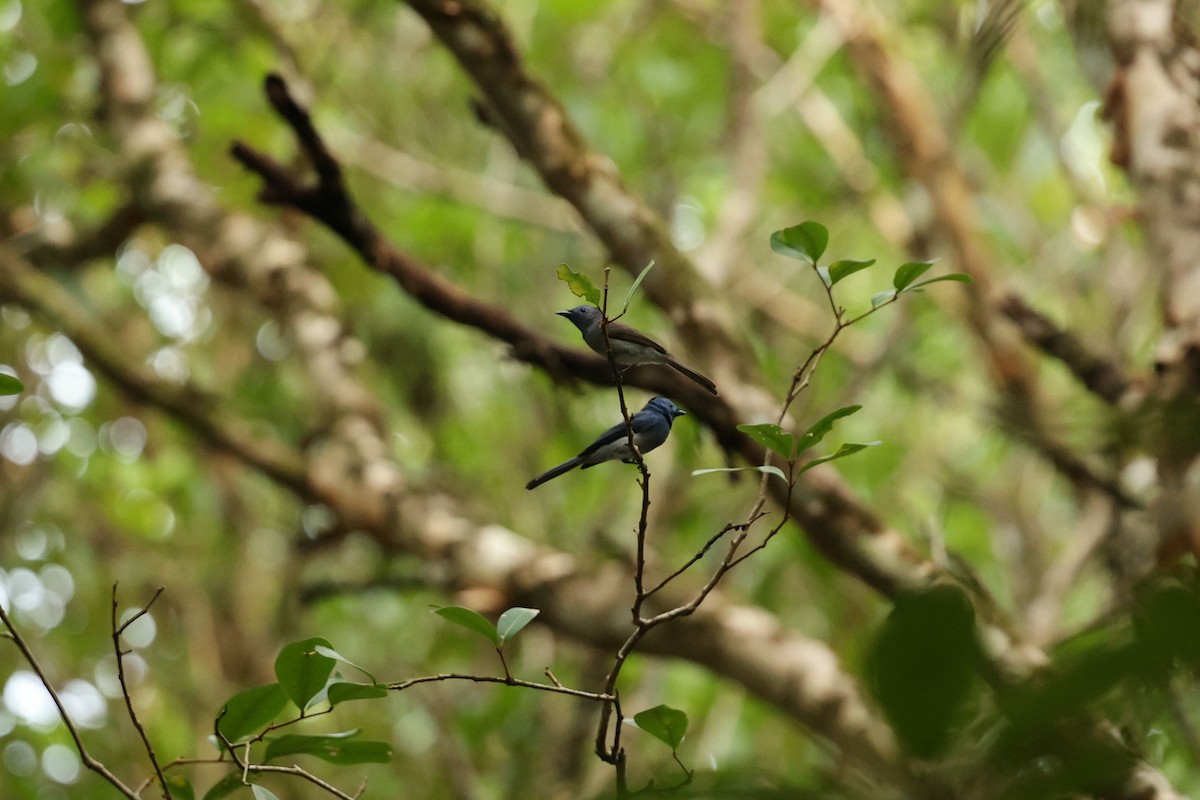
[0, 247, 309, 494]
[999, 293, 1134, 405]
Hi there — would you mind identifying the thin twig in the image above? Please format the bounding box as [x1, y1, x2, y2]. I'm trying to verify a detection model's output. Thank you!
[0, 602, 139, 798]
[111, 583, 171, 800]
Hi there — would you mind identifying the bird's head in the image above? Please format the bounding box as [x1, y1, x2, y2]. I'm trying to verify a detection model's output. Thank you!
[645, 397, 686, 422]
[556, 305, 602, 332]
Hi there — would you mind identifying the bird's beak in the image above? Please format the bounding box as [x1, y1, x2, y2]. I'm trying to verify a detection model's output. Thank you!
[555, 310, 571, 318]
[677, 409, 688, 417]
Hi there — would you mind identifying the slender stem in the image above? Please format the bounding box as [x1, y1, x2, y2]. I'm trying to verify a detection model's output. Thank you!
[0, 602, 139, 799]
[111, 583, 171, 800]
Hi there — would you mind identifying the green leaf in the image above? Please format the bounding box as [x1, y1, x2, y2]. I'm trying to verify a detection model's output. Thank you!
[217, 683, 288, 743]
[0, 373, 23, 396]
[164, 775, 195, 800]
[201, 771, 244, 800]
[275, 638, 336, 710]
[633, 705, 688, 750]
[827, 258, 876, 286]
[265, 732, 392, 765]
[795, 406, 861, 458]
[737, 422, 795, 460]
[434, 606, 500, 646]
[327, 682, 389, 707]
[769, 221, 828, 265]
[893, 260, 936, 291]
[496, 607, 539, 645]
[871, 289, 897, 308]
[866, 584, 980, 758]
[250, 786, 281, 800]
[692, 465, 788, 483]
[908, 273, 973, 290]
[312, 645, 376, 685]
[556, 264, 602, 306]
[797, 441, 881, 474]
[620, 260, 655, 312]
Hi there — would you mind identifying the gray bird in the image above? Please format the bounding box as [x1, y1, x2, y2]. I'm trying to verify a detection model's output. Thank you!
[526, 397, 686, 490]
[557, 305, 718, 395]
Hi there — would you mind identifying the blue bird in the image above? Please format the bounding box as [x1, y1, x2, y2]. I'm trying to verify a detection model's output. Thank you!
[526, 397, 687, 490]
[557, 305, 719, 396]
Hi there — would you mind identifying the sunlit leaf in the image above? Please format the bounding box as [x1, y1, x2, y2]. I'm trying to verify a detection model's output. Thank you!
[795, 406, 861, 457]
[312, 645, 376, 685]
[621, 260, 655, 312]
[908, 273, 973, 290]
[496, 607, 539, 645]
[633, 705, 688, 750]
[692, 465, 788, 483]
[556, 264, 602, 305]
[0, 373, 23, 396]
[250, 786, 280, 800]
[737, 422, 795, 460]
[797, 441, 881, 474]
[434, 606, 500, 646]
[893, 260, 936, 290]
[327, 682, 389, 707]
[769, 221, 828, 265]
[265, 731, 392, 765]
[827, 258, 876, 286]
[275, 638, 336, 710]
[217, 683, 288, 743]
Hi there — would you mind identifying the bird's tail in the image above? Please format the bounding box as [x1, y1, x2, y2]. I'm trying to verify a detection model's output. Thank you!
[666, 357, 719, 396]
[526, 456, 585, 490]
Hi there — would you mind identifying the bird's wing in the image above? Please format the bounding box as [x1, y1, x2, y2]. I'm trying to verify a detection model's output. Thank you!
[578, 417, 637, 459]
[580, 406, 665, 455]
[608, 322, 669, 355]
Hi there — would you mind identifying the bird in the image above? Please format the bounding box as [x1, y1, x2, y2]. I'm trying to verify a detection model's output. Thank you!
[526, 397, 687, 490]
[557, 305, 719, 396]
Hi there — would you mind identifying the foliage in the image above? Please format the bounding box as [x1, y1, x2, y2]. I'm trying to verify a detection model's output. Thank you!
[0, 1, 1196, 799]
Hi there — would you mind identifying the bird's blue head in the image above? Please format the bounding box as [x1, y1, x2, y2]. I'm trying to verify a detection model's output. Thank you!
[556, 305, 602, 333]
[645, 397, 686, 421]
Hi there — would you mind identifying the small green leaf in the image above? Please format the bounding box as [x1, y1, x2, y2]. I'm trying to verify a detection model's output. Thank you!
[692, 465, 788, 483]
[871, 289, 896, 308]
[737, 423, 795, 460]
[251, 786, 281, 800]
[164, 775, 195, 800]
[633, 705, 689, 750]
[908, 273, 973, 290]
[797, 441, 881, 474]
[275, 638, 336, 710]
[769, 222, 828, 265]
[0, 373, 23, 396]
[327, 682, 389, 706]
[265, 731, 392, 765]
[434, 606, 500, 646]
[827, 258, 876, 286]
[893, 260, 936, 291]
[496, 607, 539, 645]
[217, 683, 288, 743]
[621, 260, 655, 312]
[312, 645, 376, 685]
[795, 406, 861, 458]
[815, 266, 832, 288]
[201, 772, 244, 800]
[556, 264, 602, 306]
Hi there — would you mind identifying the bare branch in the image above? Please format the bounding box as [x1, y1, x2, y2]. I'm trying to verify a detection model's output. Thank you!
[0, 601, 139, 799]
